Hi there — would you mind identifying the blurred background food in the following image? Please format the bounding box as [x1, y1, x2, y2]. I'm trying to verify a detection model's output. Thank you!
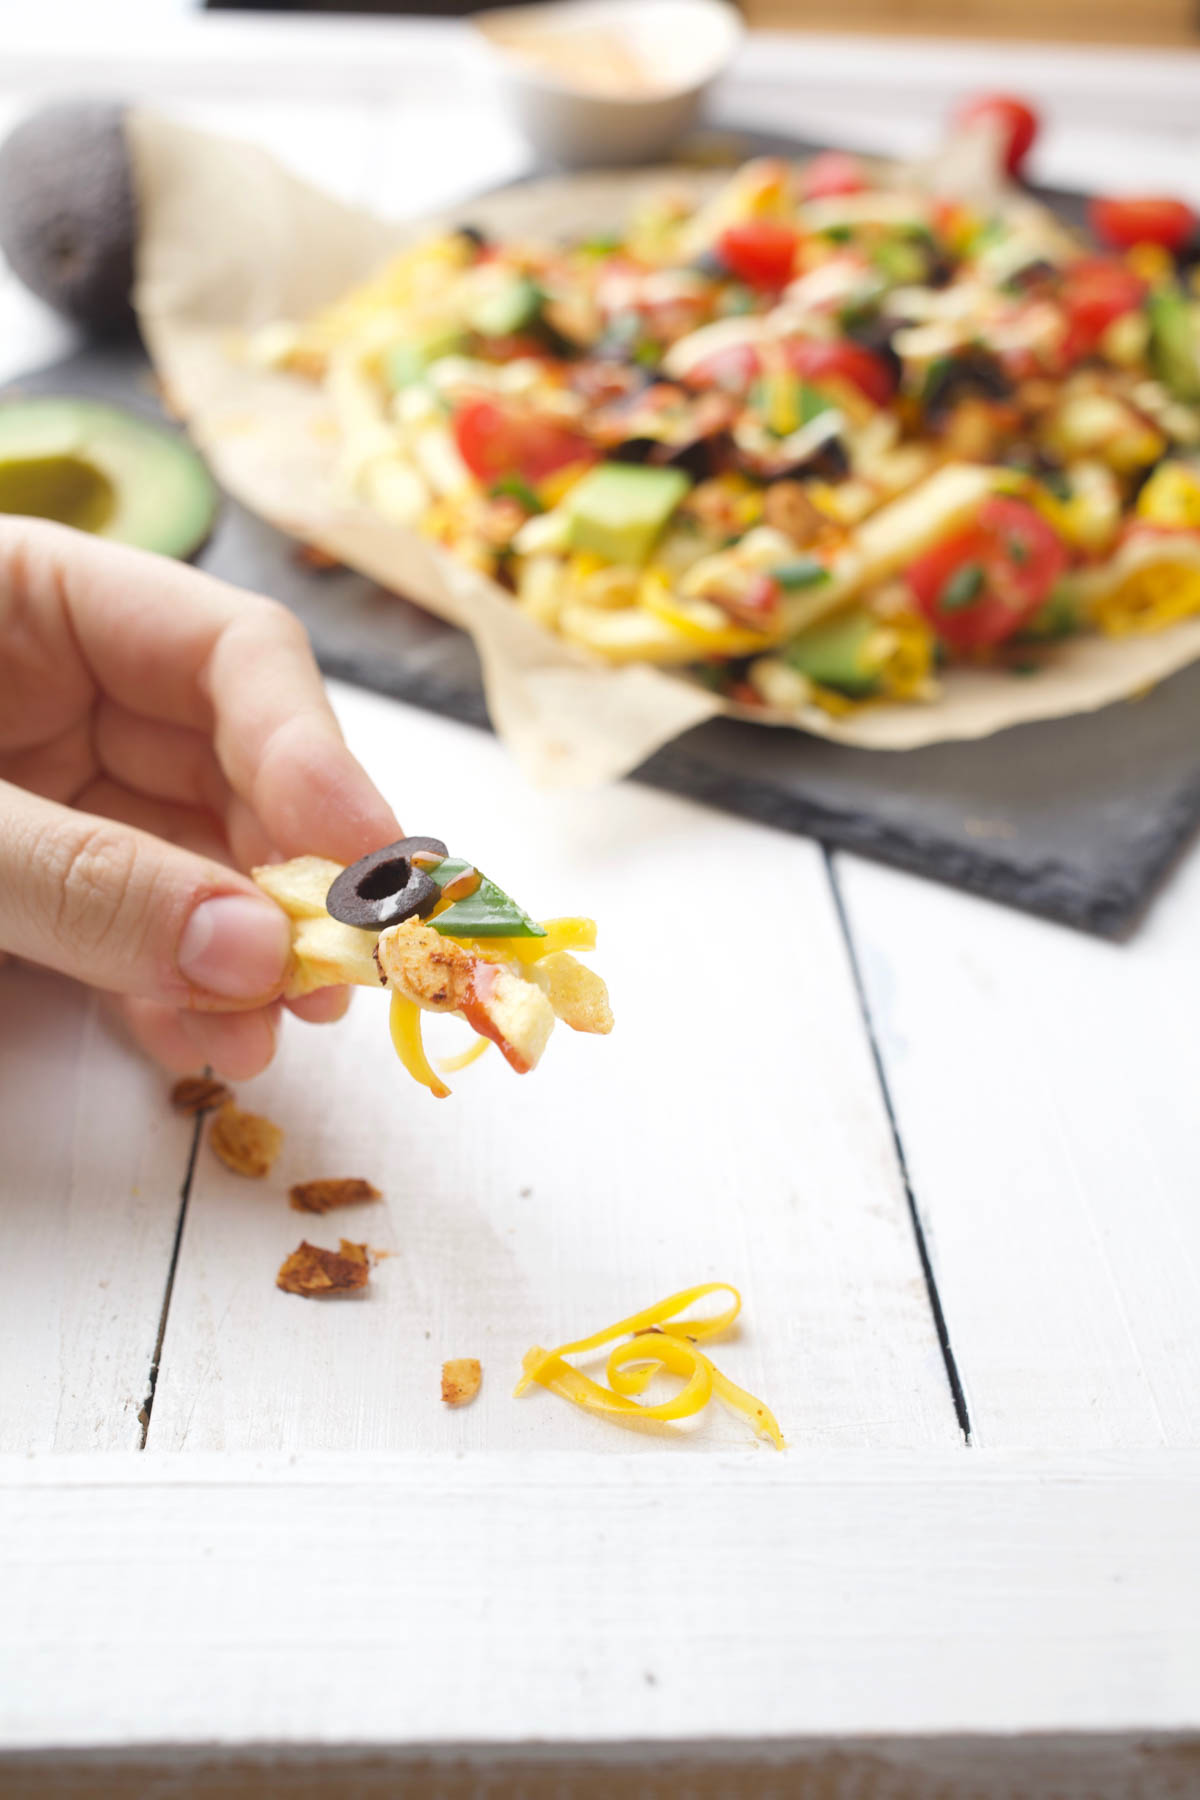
[206, 0, 1200, 48]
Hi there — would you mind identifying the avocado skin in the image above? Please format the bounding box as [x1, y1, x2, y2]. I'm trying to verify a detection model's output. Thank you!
[0, 100, 137, 337]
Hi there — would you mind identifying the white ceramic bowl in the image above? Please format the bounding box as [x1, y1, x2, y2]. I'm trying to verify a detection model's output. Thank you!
[475, 0, 744, 168]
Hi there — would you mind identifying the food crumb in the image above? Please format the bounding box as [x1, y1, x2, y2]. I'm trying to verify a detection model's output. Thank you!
[170, 1074, 233, 1115]
[289, 1178, 382, 1214]
[295, 542, 342, 571]
[277, 1238, 370, 1297]
[210, 1101, 284, 1178]
[442, 1358, 482, 1408]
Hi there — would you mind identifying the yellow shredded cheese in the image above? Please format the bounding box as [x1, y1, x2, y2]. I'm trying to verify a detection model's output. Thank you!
[438, 1036, 491, 1075]
[1092, 559, 1200, 636]
[389, 989, 450, 1099]
[516, 1283, 785, 1449]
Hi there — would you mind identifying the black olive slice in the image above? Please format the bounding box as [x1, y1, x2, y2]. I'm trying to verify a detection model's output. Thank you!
[326, 836, 448, 931]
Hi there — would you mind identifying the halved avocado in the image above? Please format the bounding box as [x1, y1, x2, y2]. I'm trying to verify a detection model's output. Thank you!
[0, 397, 218, 559]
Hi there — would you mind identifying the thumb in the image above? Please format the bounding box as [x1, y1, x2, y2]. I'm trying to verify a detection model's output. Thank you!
[0, 780, 291, 1009]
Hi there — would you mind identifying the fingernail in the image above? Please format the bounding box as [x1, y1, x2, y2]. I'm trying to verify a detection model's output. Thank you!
[177, 895, 291, 1000]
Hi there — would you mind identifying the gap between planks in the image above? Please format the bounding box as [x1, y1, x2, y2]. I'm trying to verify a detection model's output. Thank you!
[823, 848, 973, 1445]
[137, 1102, 205, 1450]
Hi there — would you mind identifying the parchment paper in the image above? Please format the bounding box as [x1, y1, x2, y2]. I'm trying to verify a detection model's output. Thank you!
[127, 110, 1200, 784]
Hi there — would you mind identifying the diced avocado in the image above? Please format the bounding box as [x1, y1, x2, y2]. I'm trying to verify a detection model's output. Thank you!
[0, 397, 217, 559]
[784, 610, 880, 696]
[565, 462, 691, 567]
[383, 330, 465, 391]
[469, 273, 543, 340]
[1148, 290, 1200, 404]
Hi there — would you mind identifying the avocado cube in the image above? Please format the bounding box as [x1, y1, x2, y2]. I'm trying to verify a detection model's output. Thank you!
[1148, 290, 1200, 404]
[565, 462, 691, 566]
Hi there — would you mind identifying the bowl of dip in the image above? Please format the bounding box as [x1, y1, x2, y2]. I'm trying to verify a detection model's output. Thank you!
[475, 0, 743, 167]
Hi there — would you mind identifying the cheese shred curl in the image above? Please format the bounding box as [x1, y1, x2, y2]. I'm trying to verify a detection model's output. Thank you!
[516, 1283, 784, 1449]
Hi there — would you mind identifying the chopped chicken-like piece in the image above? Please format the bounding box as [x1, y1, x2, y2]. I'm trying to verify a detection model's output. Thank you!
[376, 920, 556, 1074]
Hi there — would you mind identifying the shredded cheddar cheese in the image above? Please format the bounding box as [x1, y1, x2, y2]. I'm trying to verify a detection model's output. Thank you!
[438, 1035, 491, 1074]
[389, 989, 451, 1099]
[516, 1283, 785, 1449]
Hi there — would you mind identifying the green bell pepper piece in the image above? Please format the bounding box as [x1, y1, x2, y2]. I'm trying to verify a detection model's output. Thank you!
[428, 859, 546, 939]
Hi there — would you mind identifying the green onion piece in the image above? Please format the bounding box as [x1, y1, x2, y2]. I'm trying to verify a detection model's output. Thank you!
[429, 861, 546, 939]
[938, 562, 986, 612]
[783, 610, 881, 696]
[773, 556, 831, 590]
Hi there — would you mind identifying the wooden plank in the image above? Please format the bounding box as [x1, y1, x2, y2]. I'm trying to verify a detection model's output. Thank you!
[6, 1738, 1200, 1800]
[146, 682, 961, 1453]
[0, 965, 195, 1452]
[743, 0, 1199, 47]
[834, 841, 1200, 1449]
[3, 1450, 1199, 1753]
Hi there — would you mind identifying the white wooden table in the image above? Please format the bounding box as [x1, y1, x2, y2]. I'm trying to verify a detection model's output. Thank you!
[3, 16, 1200, 1797]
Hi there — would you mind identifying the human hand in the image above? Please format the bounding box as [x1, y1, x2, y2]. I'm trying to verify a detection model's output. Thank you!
[0, 519, 400, 1077]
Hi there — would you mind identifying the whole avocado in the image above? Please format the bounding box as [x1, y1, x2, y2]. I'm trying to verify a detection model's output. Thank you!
[0, 100, 136, 336]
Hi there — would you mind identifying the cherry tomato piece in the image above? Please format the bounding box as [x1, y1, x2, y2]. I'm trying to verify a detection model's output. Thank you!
[801, 150, 867, 201]
[1059, 256, 1148, 362]
[1089, 195, 1198, 254]
[453, 398, 595, 485]
[906, 496, 1068, 653]
[785, 337, 898, 407]
[716, 221, 801, 289]
[953, 93, 1040, 179]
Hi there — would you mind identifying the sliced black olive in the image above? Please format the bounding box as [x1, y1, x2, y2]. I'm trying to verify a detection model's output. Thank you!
[923, 350, 1013, 422]
[326, 836, 449, 931]
[455, 223, 488, 251]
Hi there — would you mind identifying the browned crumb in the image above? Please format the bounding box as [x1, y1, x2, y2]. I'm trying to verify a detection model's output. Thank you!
[276, 1238, 370, 1297]
[210, 1101, 283, 1178]
[294, 542, 342, 572]
[289, 1178, 382, 1214]
[170, 1075, 233, 1116]
[441, 1358, 482, 1408]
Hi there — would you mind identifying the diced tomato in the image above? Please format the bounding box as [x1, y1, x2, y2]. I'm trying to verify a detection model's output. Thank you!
[801, 151, 867, 201]
[1089, 195, 1198, 254]
[905, 496, 1068, 653]
[716, 221, 801, 290]
[1059, 256, 1148, 362]
[785, 337, 897, 407]
[452, 397, 595, 485]
[952, 93, 1040, 179]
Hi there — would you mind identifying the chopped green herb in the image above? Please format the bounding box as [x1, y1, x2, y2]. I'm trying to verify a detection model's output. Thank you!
[773, 556, 831, 590]
[580, 234, 621, 257]
[1022, 582, 1079, 640]
[720, 285, 758, 317]
[490, 476, 544, 513]
[1010, 660, 1040, 677]
[1039, 468, 1073, 502]
[1007, 535, 1030, 565]
[921, 356, 954, 405]
[799, 384, 832, 425]
[823, 224, 854, 245]
[939, 561, 986, 612]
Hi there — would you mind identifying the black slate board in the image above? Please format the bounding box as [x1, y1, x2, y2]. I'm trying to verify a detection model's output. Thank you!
[9, 310, 1200, 939]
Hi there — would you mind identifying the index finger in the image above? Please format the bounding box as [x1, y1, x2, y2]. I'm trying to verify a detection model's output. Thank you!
[3, 518, 401, 864]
